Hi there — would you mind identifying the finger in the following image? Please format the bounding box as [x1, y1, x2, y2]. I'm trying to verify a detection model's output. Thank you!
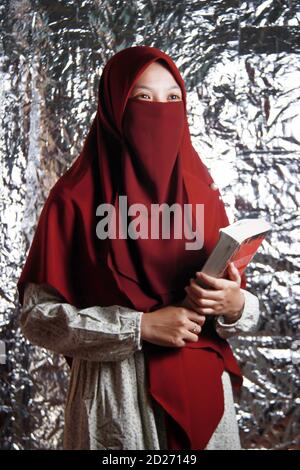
[195, 272, 225, 290]
[187, 280, 223, 301]
[186, 299, 216, 316]
[185, 286, 219, 309]
[183, 306, 202, 317]
[184, 295, 216, 316]
[188, 312, 206, 326]
[194, 307, 216, 315]
[187, 320, 202, 334]
[183, 295, 205, 315]
[183, 330, 200, 343]
[227, 262, 241, 283]
[179, 303, 201, 316]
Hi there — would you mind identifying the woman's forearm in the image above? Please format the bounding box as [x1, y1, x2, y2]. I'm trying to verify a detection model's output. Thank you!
[20, 282, 144, 362]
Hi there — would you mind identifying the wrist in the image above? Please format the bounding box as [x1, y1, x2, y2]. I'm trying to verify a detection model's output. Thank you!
[140, 312, 150, 340]
[222, 292, 245, 324]
[222, 309, 242, 324]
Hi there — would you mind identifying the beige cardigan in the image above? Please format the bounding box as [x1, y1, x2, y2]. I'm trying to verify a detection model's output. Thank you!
[20, 282, 260, 450]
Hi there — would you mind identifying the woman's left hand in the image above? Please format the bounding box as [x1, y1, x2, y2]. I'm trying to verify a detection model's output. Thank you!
[184, 262, 245, 324]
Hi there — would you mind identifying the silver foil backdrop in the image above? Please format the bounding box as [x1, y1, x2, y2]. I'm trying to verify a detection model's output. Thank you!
[0, 0, 299, 450]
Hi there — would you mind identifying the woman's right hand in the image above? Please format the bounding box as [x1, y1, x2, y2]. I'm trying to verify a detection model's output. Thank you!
[140, 301, 206, 348]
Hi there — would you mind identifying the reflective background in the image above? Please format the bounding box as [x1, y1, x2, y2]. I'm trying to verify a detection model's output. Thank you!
[0, 0, 299, 450]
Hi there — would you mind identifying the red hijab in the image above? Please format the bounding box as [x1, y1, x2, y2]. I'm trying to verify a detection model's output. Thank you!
[17, 45, 246, 450]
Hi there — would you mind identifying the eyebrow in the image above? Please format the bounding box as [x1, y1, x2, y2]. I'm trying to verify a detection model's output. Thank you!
[132, 85, 181, 91]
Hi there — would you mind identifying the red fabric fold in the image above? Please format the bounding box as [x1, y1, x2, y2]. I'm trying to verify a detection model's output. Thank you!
[17, 45, 245, 450]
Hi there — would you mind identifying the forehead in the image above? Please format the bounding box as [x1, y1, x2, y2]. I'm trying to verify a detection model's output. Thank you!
[132, 61, 181, 89]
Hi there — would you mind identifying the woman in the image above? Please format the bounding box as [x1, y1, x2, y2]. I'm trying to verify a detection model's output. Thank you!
[17, 45, 260, 450]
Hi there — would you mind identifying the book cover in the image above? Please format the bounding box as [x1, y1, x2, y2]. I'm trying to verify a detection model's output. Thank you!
[198, 218, 272, 286]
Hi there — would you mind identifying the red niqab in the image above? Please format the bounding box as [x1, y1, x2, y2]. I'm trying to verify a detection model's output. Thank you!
[17, 45, 245, 450]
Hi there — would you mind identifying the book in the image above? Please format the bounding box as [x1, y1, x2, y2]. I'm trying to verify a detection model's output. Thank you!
[198, 218, 272, 286]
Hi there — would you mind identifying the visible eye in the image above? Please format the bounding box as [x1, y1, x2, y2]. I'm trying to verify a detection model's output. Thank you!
[135, 94, 151, 100]
[130, 93, 182, 101]
[168, 94, 182, 101]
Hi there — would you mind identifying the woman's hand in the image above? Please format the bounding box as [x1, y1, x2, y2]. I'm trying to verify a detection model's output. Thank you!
[140, 304, 206, 348]
[184, 262, 245, 324]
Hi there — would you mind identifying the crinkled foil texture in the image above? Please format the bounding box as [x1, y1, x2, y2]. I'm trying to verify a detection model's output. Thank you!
[0, 0, 299, 450]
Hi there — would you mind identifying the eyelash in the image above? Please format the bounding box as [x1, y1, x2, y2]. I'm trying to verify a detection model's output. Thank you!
[135, 93, 181, 100]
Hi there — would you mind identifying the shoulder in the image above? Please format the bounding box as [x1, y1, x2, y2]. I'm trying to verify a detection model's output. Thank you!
[47, 163, 95, 209]
[33, 182, 77, 238]
[41, 178, 76, 219]
[48, 177, 73, 204]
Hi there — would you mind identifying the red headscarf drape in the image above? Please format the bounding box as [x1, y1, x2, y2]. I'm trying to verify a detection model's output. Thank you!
[17, 45, 246, 450]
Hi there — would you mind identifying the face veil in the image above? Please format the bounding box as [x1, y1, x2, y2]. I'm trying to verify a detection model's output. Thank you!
[17, 45, 246, 450]
[122, 97, 185, 204]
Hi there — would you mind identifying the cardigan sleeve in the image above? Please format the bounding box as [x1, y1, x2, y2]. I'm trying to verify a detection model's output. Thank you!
[213, 288, 260, 339]
[19, 282, 144, 362]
